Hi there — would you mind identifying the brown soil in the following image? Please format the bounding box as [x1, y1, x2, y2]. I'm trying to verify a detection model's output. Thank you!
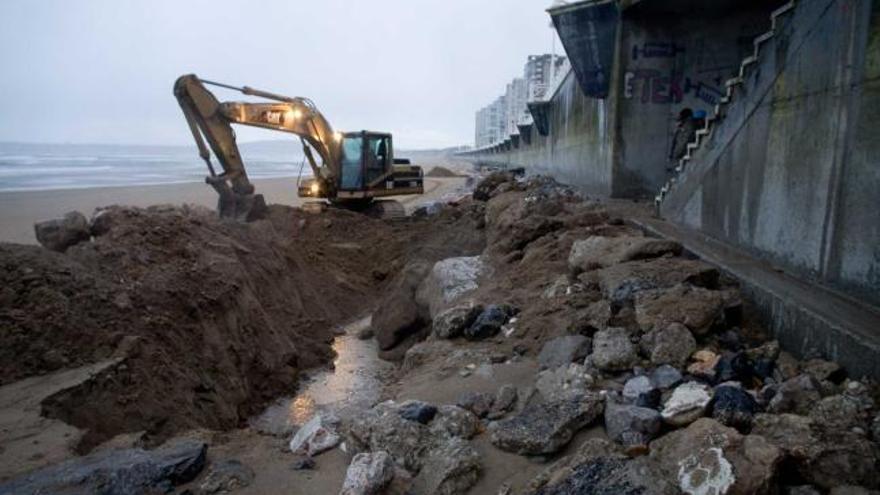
[0, 202, 483, 452]
[425, 166, 461, 178]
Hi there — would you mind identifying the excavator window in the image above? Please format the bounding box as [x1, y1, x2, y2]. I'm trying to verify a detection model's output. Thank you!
[340, 136, 364, 190]
[365, 136, 390, 185]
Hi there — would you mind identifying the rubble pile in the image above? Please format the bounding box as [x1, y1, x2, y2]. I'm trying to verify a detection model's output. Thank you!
[348, 173, 880, 494]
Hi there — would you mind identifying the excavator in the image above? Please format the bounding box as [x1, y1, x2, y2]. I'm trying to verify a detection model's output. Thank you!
[173, 74, 423, 220]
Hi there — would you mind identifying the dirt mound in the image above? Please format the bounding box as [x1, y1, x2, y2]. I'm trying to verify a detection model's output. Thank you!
[425, 166, 460, 178]
[0, 202, 482, 451]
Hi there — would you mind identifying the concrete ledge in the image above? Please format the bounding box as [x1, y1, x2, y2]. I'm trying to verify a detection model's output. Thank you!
[630, 216, 880, 380]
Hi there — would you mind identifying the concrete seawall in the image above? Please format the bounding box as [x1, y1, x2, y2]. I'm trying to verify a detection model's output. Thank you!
[461, 0, 880, 379]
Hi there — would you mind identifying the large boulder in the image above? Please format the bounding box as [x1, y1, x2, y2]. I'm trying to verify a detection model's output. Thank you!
[538, 335, 592, 370]
[634, 284, 725, 335]
[591, 328, 638, 372]
[650, 418, 783, 495]
[0, 440, 207, 494]
[34, 211, 91, 252]
[568, 235, 682, 272]
[593, 257, 720, 304]
[640, 322, 696, 367]
[373, 261, 430, 350]
[752, 413, 880, 490]
[490, 393, 605, 455]
[535, 363, 596, 402]
[767, 374, 823, 415]
[604, 401, 662, 447]
[347, 400, 480, 491]
[412, 438, 481, 495]
[416, 256, 484, 318]
[526, 439, 677, 495]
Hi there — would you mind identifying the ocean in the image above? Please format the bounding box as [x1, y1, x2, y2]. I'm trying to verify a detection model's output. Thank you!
[0, 141, 309, 192]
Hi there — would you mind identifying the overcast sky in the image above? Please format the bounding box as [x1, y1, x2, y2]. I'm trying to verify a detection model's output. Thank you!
[0, 0, 560, 149]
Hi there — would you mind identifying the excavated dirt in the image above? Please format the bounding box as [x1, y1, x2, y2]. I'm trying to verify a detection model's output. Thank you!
[0, 202, 484, 452]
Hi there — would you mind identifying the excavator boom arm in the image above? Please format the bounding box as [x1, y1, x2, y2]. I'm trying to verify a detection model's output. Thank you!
[173, 74, 342, 205]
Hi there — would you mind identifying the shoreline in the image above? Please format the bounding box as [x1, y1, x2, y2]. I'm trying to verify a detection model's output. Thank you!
[0, 175, 469, 245]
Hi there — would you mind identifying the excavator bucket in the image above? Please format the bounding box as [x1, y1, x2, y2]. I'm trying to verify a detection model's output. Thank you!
[208, 178, 268, 222]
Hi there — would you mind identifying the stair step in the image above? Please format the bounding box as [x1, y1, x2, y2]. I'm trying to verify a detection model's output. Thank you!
[771, 1, 796, 29]
[753, 31, 775, 53]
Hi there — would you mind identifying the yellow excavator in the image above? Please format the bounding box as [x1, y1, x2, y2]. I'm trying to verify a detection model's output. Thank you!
[174, 74, 423, 220]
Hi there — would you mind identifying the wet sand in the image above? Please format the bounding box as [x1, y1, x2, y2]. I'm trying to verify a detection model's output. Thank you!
[0, 175, 470, 245]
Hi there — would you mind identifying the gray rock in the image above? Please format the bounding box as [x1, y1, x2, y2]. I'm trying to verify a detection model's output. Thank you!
[594, 258, 720, 304]
[767, 374, 822, 415]
[340, 451, 395, 495]
[641, 323, 696, 367]
[199, 459, 255, 494]
[802, 358, 844, 383]
[464, 304, 515, 340]
[650, 365, 683, 390]
[489, 385, 518, 419]
[289, 413, 342, 456]
[374, 261, 430, 350]
[538, 335, 592, 370]
[809, 394, 865, 432]
[535, 363, 595, 402]
[567, 235, 681, 272]
[604, 402, 662, 447]
[661, 381, 712, 427]
[456, 391, 494, 418]
[433, 304, 483, 339]
[634, 284, 724, 335]
[591, 328, 638, 372]
[0, 440, 206, 495]
[416, 256, 484, 318]
[490, 394, 605, 455]
[34, 211, 90, 252]
[412, 438, 481, 495]
[622, 375, 655, 404]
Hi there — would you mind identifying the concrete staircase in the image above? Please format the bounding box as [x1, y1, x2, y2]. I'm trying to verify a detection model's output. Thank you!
[654, 1, 797, 212]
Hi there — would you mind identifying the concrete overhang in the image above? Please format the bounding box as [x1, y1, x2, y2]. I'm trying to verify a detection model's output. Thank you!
[548, 0, 619, 98]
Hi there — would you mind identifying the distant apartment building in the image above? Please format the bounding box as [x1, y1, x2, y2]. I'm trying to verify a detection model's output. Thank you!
[505, 78, 528, 136]
[525, 54, 569, 100]
[474, 54, 568, 147]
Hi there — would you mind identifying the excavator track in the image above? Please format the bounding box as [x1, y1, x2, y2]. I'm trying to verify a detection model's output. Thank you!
[362, 200, 407, 219]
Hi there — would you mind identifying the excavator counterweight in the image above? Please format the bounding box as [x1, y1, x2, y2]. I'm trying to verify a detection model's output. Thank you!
[173, 74, 423, 220]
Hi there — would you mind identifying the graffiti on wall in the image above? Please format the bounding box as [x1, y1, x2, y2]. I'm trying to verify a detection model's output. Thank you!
[624, 40, 730, 106]
[624, 71, 724, 106]
[631, 41, 685, 60]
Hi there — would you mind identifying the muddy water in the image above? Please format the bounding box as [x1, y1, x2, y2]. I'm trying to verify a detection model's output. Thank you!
[250, 316, 394, 436]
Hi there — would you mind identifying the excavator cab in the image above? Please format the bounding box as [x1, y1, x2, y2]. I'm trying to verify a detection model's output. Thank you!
[298, 131, 423, 203]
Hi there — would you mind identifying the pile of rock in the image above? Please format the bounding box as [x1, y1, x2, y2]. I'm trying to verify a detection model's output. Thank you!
[342, 400, 482, 495]
[464, 173, 880, 494]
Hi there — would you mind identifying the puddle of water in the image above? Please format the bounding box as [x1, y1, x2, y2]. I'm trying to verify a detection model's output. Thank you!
[249, 316, 394, 437]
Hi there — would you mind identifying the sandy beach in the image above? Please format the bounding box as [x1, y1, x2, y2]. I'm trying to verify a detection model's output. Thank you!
[0, 174, 470, 245]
